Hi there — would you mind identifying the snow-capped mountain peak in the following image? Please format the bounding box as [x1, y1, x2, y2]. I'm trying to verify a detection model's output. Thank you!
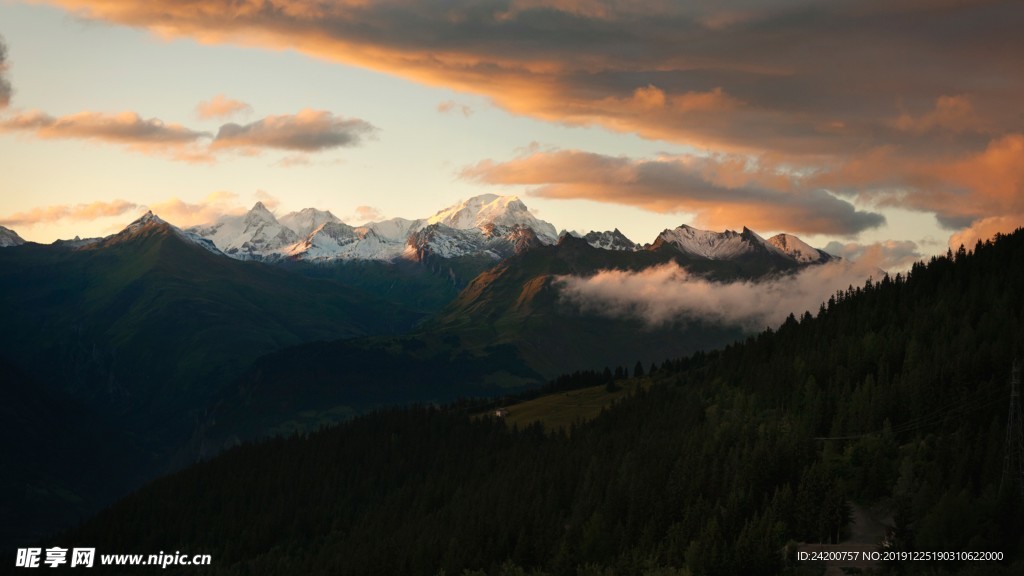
[188, 202, 297, 259]
[180, 195, 830, 267]
[279, 208, 342, 238]
[120, 210, 168, 235]
[655, 223, 831, 265]
[244, 201, 278, 225]
[767, 233, 832, 263]
[99, 211, 223, 254]
[580, 229, 640, 251]
[185, 194, 560, 262]
[655, 224, 753, 260]
[426, 194, 558, 244]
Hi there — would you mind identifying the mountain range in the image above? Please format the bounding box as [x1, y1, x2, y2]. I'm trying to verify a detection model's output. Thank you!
[42, 228, 1024, 576]
[0, 193, 843, 548]
[2, 193, 837, 271]
[184, 194, 559, 263]
[0, 195, 841, 443]
[67, 193, 829, 268]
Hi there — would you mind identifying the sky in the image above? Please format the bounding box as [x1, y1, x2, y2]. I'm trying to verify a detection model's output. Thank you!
[1, 0, 1022, 272]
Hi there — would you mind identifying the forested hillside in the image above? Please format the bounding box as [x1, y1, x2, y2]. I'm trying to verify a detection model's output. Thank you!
[51, 230, 1024, 575]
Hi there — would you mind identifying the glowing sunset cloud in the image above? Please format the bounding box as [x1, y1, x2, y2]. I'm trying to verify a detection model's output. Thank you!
[196, 95, 253, 120]
[1, 0, 1022, 250]
[462, 150, 884, 235]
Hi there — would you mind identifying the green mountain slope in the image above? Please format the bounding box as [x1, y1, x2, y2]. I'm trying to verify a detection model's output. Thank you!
[0, 219, 423, 416]
[0, 217, 426, 548]
[49, 232, 1024, 573]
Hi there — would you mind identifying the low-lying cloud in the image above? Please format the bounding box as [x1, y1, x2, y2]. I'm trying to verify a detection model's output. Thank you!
[822, 240, 923, 273]
[556, 259, 883, 331]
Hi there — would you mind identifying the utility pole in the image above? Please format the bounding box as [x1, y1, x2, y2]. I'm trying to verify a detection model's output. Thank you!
[1002, 361, 1024, 499]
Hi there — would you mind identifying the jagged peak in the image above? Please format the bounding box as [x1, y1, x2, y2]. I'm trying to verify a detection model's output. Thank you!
[766, 233, 830, 263]
[244, 201, 281, 226]
[581, 229, 639, 251]
[740, 226, 769, 244]
[124, 210, 168, 230]
[279, 207, 343, 237]
[284, 206, 340, 222]
[557, 233, 591, 247]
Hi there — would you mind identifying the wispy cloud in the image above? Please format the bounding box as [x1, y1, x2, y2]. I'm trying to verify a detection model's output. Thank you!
[0, 107, 377, 162]
[437, 100, 474, 117]
[211, 109, 377, 153]
[0, 199, 139, 227]
[0, 190, 290, 231]
[144, 191, 247, 227]
[351, 205, 383, 223]
[34, 0, 1024, 241]
[0, 34, 12, 109]
[0, 110, 211, 161]
[40, 1, 1024, 153]
[463, 149, 884, 235]
[557, 259, 882, 331]
[253, 190, 281, 211]
[0, 110, 206, 143]
[196, 94, 253, 120]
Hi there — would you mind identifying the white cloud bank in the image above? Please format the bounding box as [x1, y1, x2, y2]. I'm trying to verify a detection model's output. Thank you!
[556, 259, 885, 331]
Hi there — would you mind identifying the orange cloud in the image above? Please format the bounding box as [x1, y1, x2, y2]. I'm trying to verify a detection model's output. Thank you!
[437, 100, 474, 117]
[894, 95, 980, 134]
[0, 106, 377, 162]
[463, 150, 884, 235]
[351, 205, 383, 223]
[211, 109, 376, 153]
[0, 109, 211, 161]
[253, 189, 281, 211]
[145, 191, 246, 227]
[812, 133, 1024, 230]
[0, 199, 139, 227]
[948, 215, 1024, 252]
[40, 1, 1023, 154]
[196, 94, 253, 120]
[939, 134, 1024, 210]
[36, 0, 1024, 233]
